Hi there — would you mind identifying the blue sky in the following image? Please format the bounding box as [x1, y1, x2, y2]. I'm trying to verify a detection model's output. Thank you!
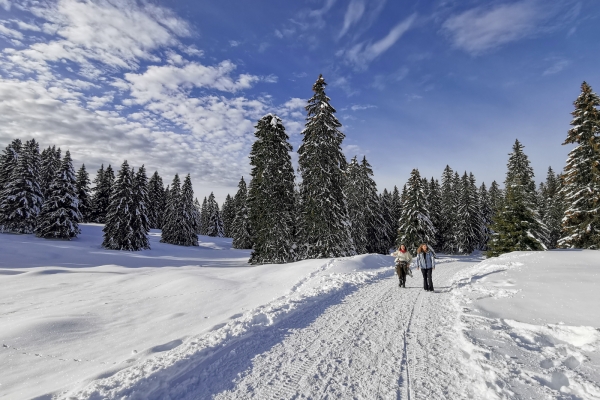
[0, 0, 598, 201]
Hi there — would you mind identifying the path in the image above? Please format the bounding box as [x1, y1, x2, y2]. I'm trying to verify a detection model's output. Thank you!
[158, 256, 481, 399]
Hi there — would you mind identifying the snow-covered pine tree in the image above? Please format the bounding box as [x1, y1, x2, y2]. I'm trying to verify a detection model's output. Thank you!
[0, 139, 22, 208]
[40, 146, 61, 201]
[91, 164, 114, 223]
[35, 151, 81, 239]
[75, 164, 92, 223]
[200, 196, 208, 236]
[380, 188, 395, 251]
[488, 181, 503, 213]
[439, 165, 455, 253]
[455, 172, 482, 254]
[0, 139, 43, 234]
[487, 140, 547, 257]
[160, 174, 181, 245]
[428, 178, 443, 248]
[90, 164, 104, 222]
[344, 156, 368, 254]
[102, 161, 137, 250]
[206, 192, 224, 238]
[193, 198, 202, 235]
[247, 114, 296, 264]
[478, 182, 493, 250]
[297, 75, 354, 258]
[541, 167, 565, 249]
[391, 185, 401, 237]
[361, 157, 389, 254]
[131, 165, 151, 250]
[397, 169, 436, 253]
[147, 171, 165, 229]
[559, 82, 600, 249]
[173, 174, 199, 246]
[232, 177, 252, 249]
[221, 194, 235, 238]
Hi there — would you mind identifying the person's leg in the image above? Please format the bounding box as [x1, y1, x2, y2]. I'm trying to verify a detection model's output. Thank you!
[427, 269, 434, 291]
[396, 265, 402, 286]
[421, 268, 428, 290]
[400, 268, 406, 287]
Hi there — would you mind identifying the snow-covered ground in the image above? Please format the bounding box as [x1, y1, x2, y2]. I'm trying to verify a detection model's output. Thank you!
[1, 227, 599, 399]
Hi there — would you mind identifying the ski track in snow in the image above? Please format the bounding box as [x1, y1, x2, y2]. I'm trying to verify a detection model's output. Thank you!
[155, 257, 480, 400]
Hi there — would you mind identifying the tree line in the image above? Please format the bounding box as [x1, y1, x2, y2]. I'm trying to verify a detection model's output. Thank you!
[1, 78, 598, 261]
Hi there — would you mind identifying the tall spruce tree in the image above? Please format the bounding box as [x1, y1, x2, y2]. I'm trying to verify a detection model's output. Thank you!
[541, 167, 565, 249]
[361, 157, 389, 254]
[193, 198, 202, 235]
[206, 192, 224, 238]
[297, 74, 354, 258]
[221, 194, 236, 238]
[455, 172, 481, 254]
[92, 164, 114, 223]
[488, 181, 503, 213]
[40, 146, 61, 200]
[102, 161, 137, 250]
[75, 164, 92, 223]
[344, 157, 368, 254]
[559, 82, 600, 249]
[0, 139, 22, 208]
[232, 177, 252, 249]
[0, 139, 43, 234]
[161, 174, 181, 245]
[200, 197, 209, 236]
[147, 171, 165, 229]
[429, 178, 443, 248]
[247, 114, 296, 264]
[175, 174, 199, 246]
[439, 165, 456, 253]
[131, 165, 151, 250]
[397, 169, 436, 253]
[381, 188, 395, 251]
[35, 151, 81, 239]
[391, 185, 401, 236]
[487, 140, 547, 257]
[478, 182, 493, 250]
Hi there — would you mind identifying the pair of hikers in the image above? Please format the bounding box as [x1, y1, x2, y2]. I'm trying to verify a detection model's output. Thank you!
[391, 244, 436, 291]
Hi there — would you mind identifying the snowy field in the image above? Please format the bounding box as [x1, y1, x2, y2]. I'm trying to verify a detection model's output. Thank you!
[1, 227, 599, 399]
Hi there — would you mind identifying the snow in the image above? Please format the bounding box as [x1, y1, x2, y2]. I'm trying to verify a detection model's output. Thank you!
[2, 227, 600, 399]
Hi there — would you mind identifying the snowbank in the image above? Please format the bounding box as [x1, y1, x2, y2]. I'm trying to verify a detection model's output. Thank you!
[451, 250, 600, 399]
[0, 225, 395, 398]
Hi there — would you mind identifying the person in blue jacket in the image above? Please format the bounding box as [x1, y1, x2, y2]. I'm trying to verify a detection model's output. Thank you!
[416, 243, 435, 291]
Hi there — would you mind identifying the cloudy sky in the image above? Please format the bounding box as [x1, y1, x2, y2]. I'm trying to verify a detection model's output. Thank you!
[0, 0, 598, 201]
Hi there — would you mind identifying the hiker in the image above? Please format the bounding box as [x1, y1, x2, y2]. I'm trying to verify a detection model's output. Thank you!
[391, 244, 412, 288]
[416, 243, 435, 292]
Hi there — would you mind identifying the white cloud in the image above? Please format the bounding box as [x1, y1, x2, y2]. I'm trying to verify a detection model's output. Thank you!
[339, 0, 366, 39]
[442, 0, 580, 54]
[543, 59, 570, 76]
[0, 22, 24, 40]
[341, 14, 416, 69]
[350, 104, 376, 111]
[0, 0, 10, 11]
[229, 40, 240, 47]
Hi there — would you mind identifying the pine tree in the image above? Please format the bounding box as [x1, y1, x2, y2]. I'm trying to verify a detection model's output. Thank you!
[131, 165, 151, 250]
[344, 156, 368, 254]
[221, 194, 236, 238]
[206, 192, 224, 238]
[102, 161, 137, 250]
[397, 169, 436, 253]
[75, 164, 92, 223]
[542, 167, 565, 249]
[487, 140, 547, 257]
[247, 114, 296, 264]
[0, 139, 43, 234]
[297, 74, 354, 258]
[488, 181, 503, 213]
[429, 178, 443, 248]
[35, 151, 81, 239]
[380, 188, 395, 251]
[559, 82, 600, 249]
[91, 164, 114, 223]
[147, 171, 165, 229]
[439, 165, 456, 253]
[361, 157, 389, 254]
[0, 139, 22, 208]
[193, 198, 202, 235]
[200, 196, 208, 235]
[232, 177, 252, 249]
[40, 146, 61, 201]
[478, 182, 493, 250]
[391, 185, 401, 236]
[175, 174, 199, 246]
[455, 172, 481, 254]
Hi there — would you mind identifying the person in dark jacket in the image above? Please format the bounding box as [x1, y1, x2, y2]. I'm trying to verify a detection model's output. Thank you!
[416, 243, 435, 292]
